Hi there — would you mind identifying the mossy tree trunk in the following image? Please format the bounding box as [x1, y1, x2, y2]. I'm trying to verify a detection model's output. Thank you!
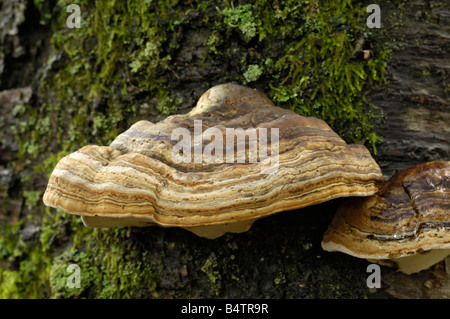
[0, 0, 448, 299]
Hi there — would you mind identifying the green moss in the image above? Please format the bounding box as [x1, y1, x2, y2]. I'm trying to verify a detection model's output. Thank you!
[212, 0, 391, 153]
[0, 215, 52, 298]
[220, 3, 261, 42]
[23, 190, 43, 210]
[201, 252, 222, 296]
[243, 64, 264, 83]
[47, 228, 159, 298]
[49, 249, 98, 298]
[274, 274, 286, 285]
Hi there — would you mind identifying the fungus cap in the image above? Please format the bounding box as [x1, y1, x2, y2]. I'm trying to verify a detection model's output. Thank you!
[43, 83, 383, 239]
[322, 161, 450, 274]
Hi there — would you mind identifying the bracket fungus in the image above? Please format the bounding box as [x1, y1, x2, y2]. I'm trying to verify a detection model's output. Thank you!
[43, 83, 382, 239]
[322, 161, 450, 274]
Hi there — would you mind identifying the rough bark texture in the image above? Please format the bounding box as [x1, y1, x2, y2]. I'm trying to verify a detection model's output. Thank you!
[0, 0, 449, 299]
[371, 1, 450, 178]
[369, 0, 450, 298]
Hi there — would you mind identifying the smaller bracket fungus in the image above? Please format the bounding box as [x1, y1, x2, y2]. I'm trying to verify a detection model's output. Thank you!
[322, 161, 450, 274]
[43, 83, 383, 239]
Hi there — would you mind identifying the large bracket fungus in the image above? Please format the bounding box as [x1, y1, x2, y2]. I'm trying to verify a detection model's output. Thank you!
[322, 161, 450, 274]
[43, 84, 383, 239]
